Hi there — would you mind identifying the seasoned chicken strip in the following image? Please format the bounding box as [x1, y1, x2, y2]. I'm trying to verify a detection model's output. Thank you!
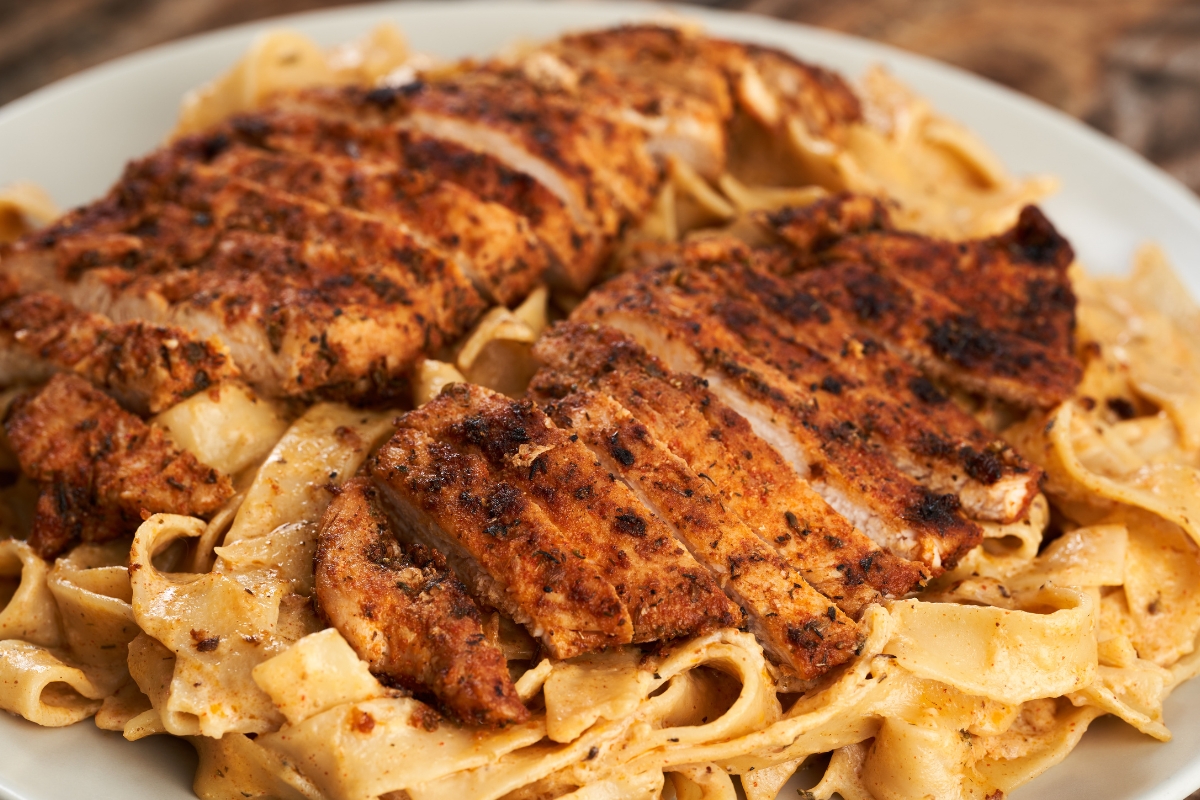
[186, 113, 596, 292]
[761, 196, 1080, 408]
[4, 166, 487, 401]
[0, 275, 237, 414]
[545, 25, 863, 145]
[544, 389, 862, 680]
[274, 70, 662, 291]
[690, 253, 1041, 523]
[574, 267, 982, 572]
[315, 478, 528, 727]
[611, 235, 1039, 522]
[391, 130, 597, 292]
[370, 426, 631, 660]
[512, 42, 730, 178]
[545, 26, 735, 123]
[184, 143, 546, 306]
[530, 322, 928, 616]
[403, 384, 740, 644]
[5, 373, 234, 557]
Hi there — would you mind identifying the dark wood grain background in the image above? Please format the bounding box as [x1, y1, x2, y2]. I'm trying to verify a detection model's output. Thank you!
[2, 2, 1199, 795]
[3, 0, 1200, 194]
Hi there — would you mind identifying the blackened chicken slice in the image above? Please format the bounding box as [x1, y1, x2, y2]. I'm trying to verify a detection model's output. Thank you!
[760, 195, 1081, 409]
[515, 38, 730, 179]
[687, 251, 1042, 523]
[402, 383, 740, 644]
[544, 389, 863, 680]
[370, 426, 632, 660]
[187, 113, 597, 293]
[193, 142, 546, 306]
[573, 265, 982, 573]
[545, 25, 864, 152]
[530, 322, 928, 616]
[5, 373, 234, 558]
[0, 274, 237, 414]
[315, 478, 529, 727]
[273, 69, 662, 291]
[3, 165, 486, 402]
[544, 25, 736, 124]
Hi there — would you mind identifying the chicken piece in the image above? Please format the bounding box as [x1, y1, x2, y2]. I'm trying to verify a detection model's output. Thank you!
[0, 274, 237, 414]
[188, 112, 597, 293]
[687, 251, 1041, 523]
[273, 68, 663, 291]
[370, 426, 632, 660]
[5, 373, 234, 558]
[574, 265, 982, 573]
[530, 322, 928, 616]
[544, 389, 862, 679]
[402, 383, 740, 644]
[546, 25, 863, 148]
[315, 478, 528, 726]
[518, 38, 730, 178]
[4, 163, 487, 402]
[546, 26, 735, 122]
[729, 41, 863, 143]
[613, 235, 1039, 522]
[392, 130, 598, 292]
[761, 196, 1080, 409]
[168, 140, 545, 307]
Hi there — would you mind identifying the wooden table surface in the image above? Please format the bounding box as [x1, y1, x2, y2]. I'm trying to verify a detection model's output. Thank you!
[2, 1, 1200, 797]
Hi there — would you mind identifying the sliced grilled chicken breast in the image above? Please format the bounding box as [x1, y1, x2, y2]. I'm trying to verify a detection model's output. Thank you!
[0, 274, 236, 414]
[187, 112, 598, 293]
[761, 195, 1080, 409]
[273, 69, 662, 291]
[370, 425, 632, 660]
[194, 142, 546, 306]
[6, 373, 234, 557]
[315, 477, 529, 726]
[544, 389, 863, 680]
[574, 265, 983, 572]
[690, 252, 1042, 523]
[4, 164, 486, 401]
[401, 384, 740, 645]
[530, 322, 929, 616]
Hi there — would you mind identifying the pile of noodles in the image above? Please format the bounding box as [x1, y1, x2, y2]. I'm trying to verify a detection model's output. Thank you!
[0, 22, 1197, 800]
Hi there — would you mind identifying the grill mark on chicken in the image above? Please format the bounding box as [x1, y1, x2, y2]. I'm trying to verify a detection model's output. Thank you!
[573, 265, 982, 572]
[5, 373, 234, 558]
[370, 426, 631, 660]
[273, 71, 662, 289]
[530, 322, 928, 616]
[762, 195, 1080, 408]
[518, 40, 730, 179]
[392, 130, 597, 292]
[5, 164, 487, 401]
[187, 142, 546, 306]
[544, 389, 863, 679]
[402, 383, 740, 644]
[0, 274, 237, 414]
[315, 478, 528, 726]
[184, 111, 598, 293]
[547, 26, 862, 142]
[682, 250, 1041, 523]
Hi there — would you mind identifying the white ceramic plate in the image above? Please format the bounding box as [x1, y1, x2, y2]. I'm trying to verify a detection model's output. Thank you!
[1, 3, 1199, 799]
